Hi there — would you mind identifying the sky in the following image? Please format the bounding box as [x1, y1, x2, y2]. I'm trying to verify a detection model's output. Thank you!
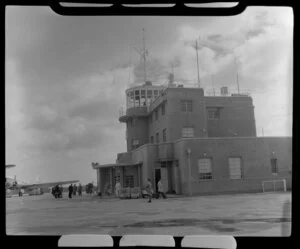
[5, 6, 293, 184]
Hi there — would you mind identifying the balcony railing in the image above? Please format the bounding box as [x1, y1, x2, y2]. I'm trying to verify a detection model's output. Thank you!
[205, 88, 251, 97]
[119, 106, 148, 121]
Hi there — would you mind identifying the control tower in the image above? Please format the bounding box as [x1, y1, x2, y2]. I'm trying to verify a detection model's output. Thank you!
[119, 81, 165, 152]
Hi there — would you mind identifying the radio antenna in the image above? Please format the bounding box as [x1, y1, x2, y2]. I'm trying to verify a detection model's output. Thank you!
[196, 39, 201, 88]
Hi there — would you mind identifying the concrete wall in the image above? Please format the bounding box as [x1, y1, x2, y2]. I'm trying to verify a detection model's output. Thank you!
[148, 102, 169, 143]
[148, 88, 207, 144]
[205, 96, 256, 137]
[132, 144, 159, 189]
[173, 137, 292, 195]
[126, 117, 149, 152]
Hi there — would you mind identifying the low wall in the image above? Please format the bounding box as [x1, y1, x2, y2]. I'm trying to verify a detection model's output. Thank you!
[181, 177, 291, 195]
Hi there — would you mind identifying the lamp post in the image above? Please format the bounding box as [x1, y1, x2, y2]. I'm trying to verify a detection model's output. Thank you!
[187, 148, 192, 196]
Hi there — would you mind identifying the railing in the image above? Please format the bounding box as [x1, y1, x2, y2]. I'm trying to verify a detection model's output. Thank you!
[205, 88, 251, 97]
[119, 106, 148, 119]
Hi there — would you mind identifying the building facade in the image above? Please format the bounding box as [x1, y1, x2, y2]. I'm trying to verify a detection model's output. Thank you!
[92, 82, 291, 196]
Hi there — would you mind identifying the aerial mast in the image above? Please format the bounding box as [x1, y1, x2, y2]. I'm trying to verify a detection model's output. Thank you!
[196, 39, 201, 88]
[142, 28, 147, 83]
[234, 56, 240, 94]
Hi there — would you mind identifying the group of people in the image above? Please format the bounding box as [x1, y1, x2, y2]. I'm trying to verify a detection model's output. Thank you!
[51, 185, 63, 198]
[146, 178, 166, 203]
[114, 178, 166, 203]
[68, 183, 82, 198]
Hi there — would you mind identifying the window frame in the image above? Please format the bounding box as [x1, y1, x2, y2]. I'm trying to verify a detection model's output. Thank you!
[182, 127, 195, 138]
[198, 158, 213, 180]
[207, 108, 220, 120]
[124, 175, 134, 188]
[181, 100, 193, 112]
[228, 157, 243, 179]
[155, 109, 158, 120]
[162, 128, 167, 143]
[271, 158, 278, 175]
[162, 102, 165, 116]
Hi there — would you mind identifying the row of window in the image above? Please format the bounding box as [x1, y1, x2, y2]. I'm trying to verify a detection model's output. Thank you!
[127, 89, 162, 108]
[150, 102, 166, 123]
[149, 100, 221, 124]
[150, 128, 167, 144]
[150, 127, 195, 145]
[197, 157, 279, 180]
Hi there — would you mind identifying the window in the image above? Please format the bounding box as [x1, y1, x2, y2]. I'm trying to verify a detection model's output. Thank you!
[198, 158, 212, 180]
[156, 132, 159, 144]
[162, 103, 165, 115]
[228, 157, 242, 179]
[128, 91, 134, 108]
[207, 108, 220, 120]
[155, 109, 158, 120]
[181, 100, 193, 112]
[124, 175, 134, 188]
[141, 90, 146, 106]
[182, 127, 194, 138]
[271, 158, 278, 174]
[150, 136, 154, 144]
[103, 168, 110, 183]
[154, 90, 159, 99]
[163, 129, 167, 142]
[135, 90, 140, 107]
[147, 90, 153, 106]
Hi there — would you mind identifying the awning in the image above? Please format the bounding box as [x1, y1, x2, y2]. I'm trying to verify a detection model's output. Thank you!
[92, 162, 142, 170]
[156, 158, 174, 163]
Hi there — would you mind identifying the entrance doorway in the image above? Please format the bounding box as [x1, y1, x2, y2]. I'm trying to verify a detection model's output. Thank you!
[154, 168, 161, 193]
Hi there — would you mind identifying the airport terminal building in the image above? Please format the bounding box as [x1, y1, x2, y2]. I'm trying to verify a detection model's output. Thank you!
[92, 81, 292, 196]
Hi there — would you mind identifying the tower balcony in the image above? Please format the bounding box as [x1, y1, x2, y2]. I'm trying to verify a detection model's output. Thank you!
[119, 106, 148, 122]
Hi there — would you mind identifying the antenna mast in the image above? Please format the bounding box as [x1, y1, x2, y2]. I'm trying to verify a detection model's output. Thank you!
[234, 56, 240, 94]
[196, 39, 201, 88]
[142, 28, 147, 83]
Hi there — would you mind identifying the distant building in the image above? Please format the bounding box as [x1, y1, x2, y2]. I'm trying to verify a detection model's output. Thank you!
[92, 82, 292, 195]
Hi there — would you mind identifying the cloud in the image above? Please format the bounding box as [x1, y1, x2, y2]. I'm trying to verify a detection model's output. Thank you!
[5, 6, 293, 184]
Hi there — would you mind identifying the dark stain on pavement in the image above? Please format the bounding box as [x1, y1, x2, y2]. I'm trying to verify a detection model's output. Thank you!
[123, 217, 291, 233]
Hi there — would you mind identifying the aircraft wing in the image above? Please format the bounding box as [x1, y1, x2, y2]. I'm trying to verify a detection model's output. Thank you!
[17, 180, 80, 190]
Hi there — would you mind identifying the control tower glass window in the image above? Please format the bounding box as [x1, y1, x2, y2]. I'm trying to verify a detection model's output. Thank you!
[147, 90, 152, 106]
[141, 90, 146, 106]
[128, 91, 134, 108]
[135, 90, 140, 107]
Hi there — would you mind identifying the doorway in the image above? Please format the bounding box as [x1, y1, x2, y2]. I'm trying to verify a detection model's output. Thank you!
[154, 168, 161, 193]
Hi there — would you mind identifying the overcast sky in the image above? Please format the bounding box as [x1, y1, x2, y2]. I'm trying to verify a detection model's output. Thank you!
[5, 6, 293, 184]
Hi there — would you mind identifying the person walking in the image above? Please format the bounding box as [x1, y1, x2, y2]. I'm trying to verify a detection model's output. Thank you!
[146, 179, 153, 203]
[115, 180, 121, 198]
[78, 183, 82, 197]
[68, 184, 73, 199]
[73, 184, 77, 197]
[59, 185, 63, 198]
[157, 178, 167, 199]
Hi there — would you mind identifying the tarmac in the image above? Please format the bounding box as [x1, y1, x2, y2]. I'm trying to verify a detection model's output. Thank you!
[6, 192, 291, 236]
